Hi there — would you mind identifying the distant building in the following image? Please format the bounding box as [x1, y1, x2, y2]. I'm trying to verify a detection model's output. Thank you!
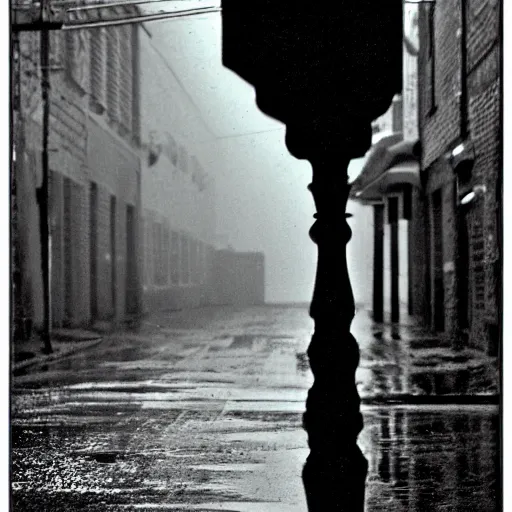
[211, 249, 265, 306]
[13, 10, 143, 338]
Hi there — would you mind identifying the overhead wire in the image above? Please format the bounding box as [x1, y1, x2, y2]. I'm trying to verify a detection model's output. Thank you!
[11, 0, 216, 7]
[65, 0, 217, 13]
[61, 8, 220, 29]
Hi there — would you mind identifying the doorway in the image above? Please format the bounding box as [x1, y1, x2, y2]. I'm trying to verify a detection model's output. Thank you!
[125, 204, 138, 315]
[432, 188, 445, 332]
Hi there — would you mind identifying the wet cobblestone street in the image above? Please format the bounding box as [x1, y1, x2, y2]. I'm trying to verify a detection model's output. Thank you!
[11, 306, 500, 511]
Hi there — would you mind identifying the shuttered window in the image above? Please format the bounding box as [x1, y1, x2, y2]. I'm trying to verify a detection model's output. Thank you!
[119, 24, 133, 134]
[106, 27, 121, 123]
[89, 27, 108, 113]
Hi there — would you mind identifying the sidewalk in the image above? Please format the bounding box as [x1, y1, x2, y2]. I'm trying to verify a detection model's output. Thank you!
[355, 308, 499, 399]
[12, 328, 105, 374]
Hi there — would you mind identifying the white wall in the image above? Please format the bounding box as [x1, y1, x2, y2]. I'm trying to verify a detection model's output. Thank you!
[138, 27, 215, 244]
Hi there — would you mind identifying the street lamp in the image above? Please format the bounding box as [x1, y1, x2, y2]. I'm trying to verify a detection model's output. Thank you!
[460, 184, 487, 206]
[221, 2, 404, 510]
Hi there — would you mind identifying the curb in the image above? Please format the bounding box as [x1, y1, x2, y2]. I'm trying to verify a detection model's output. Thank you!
[12, 337, 104, 374]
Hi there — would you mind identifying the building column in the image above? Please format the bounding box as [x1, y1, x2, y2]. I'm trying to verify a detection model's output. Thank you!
[373, 203, 385, 323]
[389, 197, 400, 324]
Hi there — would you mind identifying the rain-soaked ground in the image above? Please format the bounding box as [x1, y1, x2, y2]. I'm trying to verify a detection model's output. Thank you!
[11, 306, 500, 511]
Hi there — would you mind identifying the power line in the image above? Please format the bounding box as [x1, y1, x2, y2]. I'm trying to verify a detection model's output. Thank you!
[66, 1, 216, 13]
[61, 7, 220, 29]
[12, 0, 216, 7]
[213, 127, 285, 141]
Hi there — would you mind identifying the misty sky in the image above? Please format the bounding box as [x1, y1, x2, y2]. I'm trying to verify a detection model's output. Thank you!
[141, 7, 375, 304]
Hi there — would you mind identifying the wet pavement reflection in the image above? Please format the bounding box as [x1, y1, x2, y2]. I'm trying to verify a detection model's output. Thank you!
[11, 306, 500, 511]
[362, 406, 499, 511]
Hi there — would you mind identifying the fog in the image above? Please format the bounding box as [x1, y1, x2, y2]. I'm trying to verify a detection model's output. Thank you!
[141, 8, 374, 304]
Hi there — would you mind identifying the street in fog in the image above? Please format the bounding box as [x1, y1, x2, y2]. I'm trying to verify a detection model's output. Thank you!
[12, 306, 499, 511]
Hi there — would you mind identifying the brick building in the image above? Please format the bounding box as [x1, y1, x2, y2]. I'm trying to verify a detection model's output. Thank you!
[417, 0, 501, 353]
[138, 27, 217, 311]
[350, 0, 501, 355]
[13, 11, 142, 336]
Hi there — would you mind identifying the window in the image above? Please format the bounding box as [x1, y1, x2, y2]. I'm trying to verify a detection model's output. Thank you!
[198, 242, 205, 284]
[170, 231, 180, 285]
[162, 224, 170, 285]
[153, 222, 165, 285]
[118, 25, 133, 134]
[178, 145, 188, 173]
[180, 234, 190, 284]
[190, 239, 200, 285]
[144, 216, 153, 287]
[65, 15, 89, 92]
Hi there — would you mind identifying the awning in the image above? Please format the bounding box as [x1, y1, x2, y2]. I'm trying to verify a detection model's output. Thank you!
[354, 161, 420, 202]
[351, 137, 420, 202]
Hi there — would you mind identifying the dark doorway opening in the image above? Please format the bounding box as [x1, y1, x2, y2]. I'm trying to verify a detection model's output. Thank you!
[89, 183, 98, 323]
[110, 195, 117, 319]
[125, 204, 138, 316]
[63, 177, 72, 326]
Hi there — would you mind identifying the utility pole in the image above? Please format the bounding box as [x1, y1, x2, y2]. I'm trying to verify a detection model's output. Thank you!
[13, 1, 64, 355]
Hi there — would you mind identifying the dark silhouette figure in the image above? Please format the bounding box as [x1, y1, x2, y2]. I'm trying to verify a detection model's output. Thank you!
[222, 1, 403, 509]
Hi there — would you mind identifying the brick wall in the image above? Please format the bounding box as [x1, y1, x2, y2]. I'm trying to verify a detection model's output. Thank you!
[418, 0, 461, 169]
[466, 0, 499, 73]
[441, 180, 457, 335]
[467, 43, 500, 351]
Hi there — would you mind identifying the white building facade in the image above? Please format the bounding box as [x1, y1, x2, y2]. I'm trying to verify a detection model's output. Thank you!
[138, 25, 216, 311]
